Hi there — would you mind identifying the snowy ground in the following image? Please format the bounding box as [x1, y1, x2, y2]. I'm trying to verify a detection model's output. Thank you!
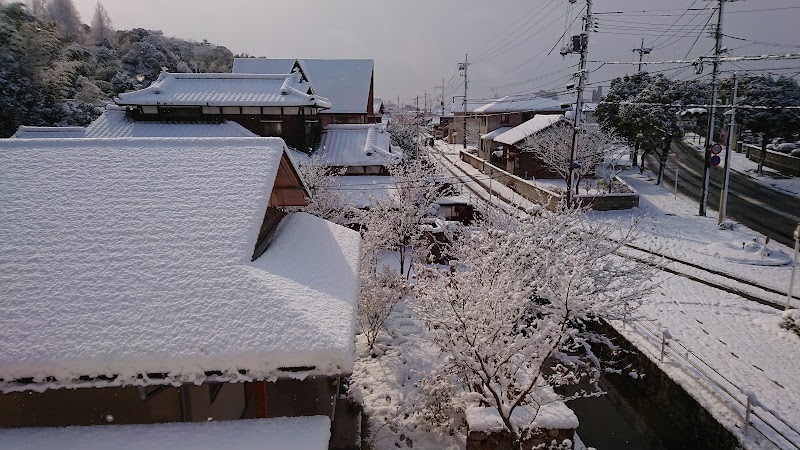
[428, 140, 800, 449]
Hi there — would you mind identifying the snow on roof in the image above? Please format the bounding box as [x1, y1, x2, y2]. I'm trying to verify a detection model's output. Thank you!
[373, 97, 383, 115]
[234, 58, 374, 114]
[12, 126, 86, 138]
[334, 175, 398, 209]
[233, 57, 295, 75]
[494, 114, 566, 146]
[316, 124, 400, 167]
[474, 95, 565, 114]
[0, 416, 331, 450]
[14, 107, 257, 139]
[0, 137, 361, 392]
[450, 98, 493, 114]
[115, 71, 331, 108]
[481, 126, 514, 141]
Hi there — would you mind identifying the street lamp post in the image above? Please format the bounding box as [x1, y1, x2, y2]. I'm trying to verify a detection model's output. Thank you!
[787, 224, 800, 309]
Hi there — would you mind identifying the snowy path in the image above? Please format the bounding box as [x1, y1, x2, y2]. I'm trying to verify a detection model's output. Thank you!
[427, 141, 800, 449]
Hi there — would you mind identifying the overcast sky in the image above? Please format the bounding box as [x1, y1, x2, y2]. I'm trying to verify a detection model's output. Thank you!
[69, 0, 799, 106]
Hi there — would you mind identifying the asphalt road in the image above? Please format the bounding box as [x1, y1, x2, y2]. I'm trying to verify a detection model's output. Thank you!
[643, 141, 800, 247]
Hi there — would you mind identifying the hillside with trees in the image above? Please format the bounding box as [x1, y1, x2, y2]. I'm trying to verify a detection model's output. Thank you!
[0, 0, 235, 137]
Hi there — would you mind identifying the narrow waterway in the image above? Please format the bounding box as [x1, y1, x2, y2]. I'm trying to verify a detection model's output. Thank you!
[562, 375, 669, 449]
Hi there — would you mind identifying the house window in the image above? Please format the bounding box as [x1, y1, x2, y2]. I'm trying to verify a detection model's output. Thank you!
[501, 114, 510, 124]
[261, 120, 282, 136]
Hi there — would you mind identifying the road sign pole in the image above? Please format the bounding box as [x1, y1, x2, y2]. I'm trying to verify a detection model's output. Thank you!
[787, 224, 800, 309]
[719, 73, 738, 225]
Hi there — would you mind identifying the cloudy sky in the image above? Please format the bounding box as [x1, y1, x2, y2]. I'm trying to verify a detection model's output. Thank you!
[69, 0, 799, 106]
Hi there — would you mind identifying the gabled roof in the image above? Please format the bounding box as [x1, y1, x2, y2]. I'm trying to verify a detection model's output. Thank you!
[474, 95, 565, 114]
[233, 58, 374, 114]
[316, 124, 400, 167]
[373, 97, 383, 115]
[115, 71, 331, 108]
[481, 126, 514, 141]
[0, 137, 360, 392]
[13, 107, 257, 139]
[450, 98, 493, 114]
[494, 114, 566, 146]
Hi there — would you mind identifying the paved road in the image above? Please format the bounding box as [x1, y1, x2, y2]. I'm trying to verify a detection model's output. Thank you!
[644, 141, 800, 246]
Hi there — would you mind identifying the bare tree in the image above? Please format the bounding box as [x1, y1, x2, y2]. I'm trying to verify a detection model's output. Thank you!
[26, 0, 48, 18]
[357, 266, 409, 352]
[293, 156, 359, 227]
[519, 122, 617, 194]
[413, 206, 656, 444]
[363, 156, 447, 278]
[44, 0, 82, 37]
[90, 1, 113, 44]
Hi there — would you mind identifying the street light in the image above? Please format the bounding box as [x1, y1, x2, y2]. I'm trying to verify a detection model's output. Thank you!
[787, 224, 800, 309]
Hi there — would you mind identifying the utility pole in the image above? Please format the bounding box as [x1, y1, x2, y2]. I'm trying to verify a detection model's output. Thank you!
[459, 54, 469, 149]
[565, 0, 592, 207]
[415, 95, 420, 154]
[633, 38, 652, 73]
[700, 0, 728, 216]
[718, 72, 738, 225]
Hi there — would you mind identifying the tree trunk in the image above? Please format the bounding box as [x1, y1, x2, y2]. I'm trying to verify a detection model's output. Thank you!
[639, 149, 650, 174]
[656, 139, 671, 185]
[757, 133, 769, 176]
[631, 140, 640, 167]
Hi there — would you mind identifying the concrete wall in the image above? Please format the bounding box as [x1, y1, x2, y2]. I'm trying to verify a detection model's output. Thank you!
[459, 151, 639, 211]
[591, 320, 740, 449]
[744, 144, 800, 176]
[467, 427, 574, 450]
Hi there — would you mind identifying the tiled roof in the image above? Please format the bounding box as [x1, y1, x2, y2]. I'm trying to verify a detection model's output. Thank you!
[234, 58, 374, 114]
[115, 71, 330, 108]
[316, 124, 399, 167]
[13, 107, 257, 139]
[475, 95, 565, 114]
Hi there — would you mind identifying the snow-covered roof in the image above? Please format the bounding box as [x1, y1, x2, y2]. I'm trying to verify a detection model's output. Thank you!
[474, 95, 565, 114]
[335, 175, 398, 209]
[0, 137, 361, 392]
[316, 124, 400, 167]
[450, 98, 493, 114]
[12, 126, 86, 138]
[233, 58, 374, 114]
[481, 126, 514, 141]
[0, 416, 331, 450]
[115, 71, 331, 108]
[13, 107, 257, 139]
[373, 97, 383, 115]
[494, 114, 566, 146]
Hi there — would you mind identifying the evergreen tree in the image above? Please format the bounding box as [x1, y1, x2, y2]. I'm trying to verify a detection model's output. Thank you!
[44, 0, 81, 37]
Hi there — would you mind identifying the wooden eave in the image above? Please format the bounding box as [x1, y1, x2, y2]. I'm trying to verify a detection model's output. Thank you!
[270, 152, 310, 207]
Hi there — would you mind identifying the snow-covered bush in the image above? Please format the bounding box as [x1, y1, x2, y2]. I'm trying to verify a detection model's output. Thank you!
[357, 266, 408, 352]
[781, 309, 800, 337]
[412, 205, 657, 443]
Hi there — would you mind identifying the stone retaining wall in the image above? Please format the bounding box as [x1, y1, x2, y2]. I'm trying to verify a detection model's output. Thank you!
[744, 144, 800, 176]
[459, 152, 639, 211]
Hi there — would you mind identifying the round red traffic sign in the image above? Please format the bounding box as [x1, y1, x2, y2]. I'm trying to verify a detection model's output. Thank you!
[710, 155, 721, 166]
[710, 143, 723, 155]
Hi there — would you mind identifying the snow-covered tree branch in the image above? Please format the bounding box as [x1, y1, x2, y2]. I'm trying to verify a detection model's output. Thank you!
[412, 206, 657, 443]
[519, 122, 618, 194]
